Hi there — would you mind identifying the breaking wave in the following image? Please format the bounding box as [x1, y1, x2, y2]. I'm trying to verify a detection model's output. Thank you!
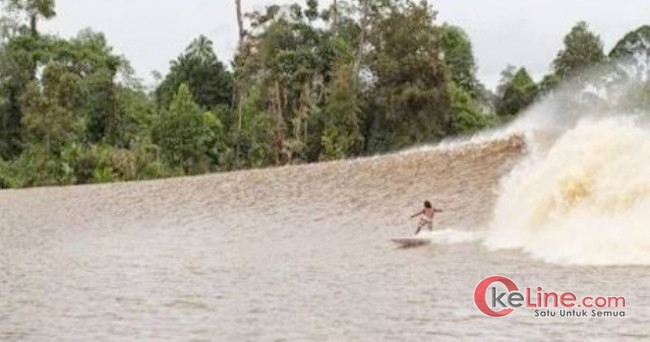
[480, 64, 650, 266]
[484, 116, 650, 265]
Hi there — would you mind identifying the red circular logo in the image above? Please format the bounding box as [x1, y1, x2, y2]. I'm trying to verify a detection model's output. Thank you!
[474, 275, 519, 317]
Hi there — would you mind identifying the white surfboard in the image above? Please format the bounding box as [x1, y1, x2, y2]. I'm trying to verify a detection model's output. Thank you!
[391, 236, 431, 248]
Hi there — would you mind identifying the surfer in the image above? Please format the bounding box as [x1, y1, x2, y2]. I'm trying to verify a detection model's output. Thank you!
[411, 201, 443, 235]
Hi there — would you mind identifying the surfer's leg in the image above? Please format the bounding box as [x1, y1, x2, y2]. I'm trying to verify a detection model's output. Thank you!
[414, 220, 424, 235]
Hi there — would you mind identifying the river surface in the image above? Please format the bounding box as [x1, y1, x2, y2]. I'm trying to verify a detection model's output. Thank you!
[1, 135, 648, 341]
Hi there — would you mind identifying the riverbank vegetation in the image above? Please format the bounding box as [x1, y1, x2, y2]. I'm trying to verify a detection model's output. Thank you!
[0, 0, 648, 188]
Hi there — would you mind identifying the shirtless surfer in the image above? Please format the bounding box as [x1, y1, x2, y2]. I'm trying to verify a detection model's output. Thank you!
[410, 201, 443, 235]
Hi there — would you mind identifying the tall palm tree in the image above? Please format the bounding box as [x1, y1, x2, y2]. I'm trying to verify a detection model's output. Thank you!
[185, 35, 214, 63]
[3, 0, 56, 38]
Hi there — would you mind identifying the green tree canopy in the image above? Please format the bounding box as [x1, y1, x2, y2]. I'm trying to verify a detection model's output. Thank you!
[1, 0, 56, 37]
[152, 83, 218, 174]
[364, 0, 452, 151]
[495, 66, 539, 116]
[21, 62, 84, 152]
[440, 24, 478, 97]
[553, 21, 606, 81]
[609, 25, 650, 82]
[156, 35, 233, 112]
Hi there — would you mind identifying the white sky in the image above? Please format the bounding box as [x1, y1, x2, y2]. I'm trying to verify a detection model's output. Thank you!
[40, 0, 650, 90]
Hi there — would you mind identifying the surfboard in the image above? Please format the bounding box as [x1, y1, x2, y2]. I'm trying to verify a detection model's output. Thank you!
[391, 236, 431, 248]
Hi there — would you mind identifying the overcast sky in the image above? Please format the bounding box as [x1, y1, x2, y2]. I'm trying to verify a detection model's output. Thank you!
[40, 0, 650, 90]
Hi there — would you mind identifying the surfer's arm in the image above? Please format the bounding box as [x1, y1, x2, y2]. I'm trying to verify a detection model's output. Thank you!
[434, 208, 443, 213]
[410, 210, 423, 218]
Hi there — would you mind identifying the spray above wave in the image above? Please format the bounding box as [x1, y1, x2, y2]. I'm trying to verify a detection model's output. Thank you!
[485, 116, 650, 265]
[417, 229, 483, 245]
[389, 59, 650, 266]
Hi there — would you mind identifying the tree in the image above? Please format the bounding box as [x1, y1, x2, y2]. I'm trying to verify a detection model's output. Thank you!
[553, 21, 606, 81]
[606, 26, 650, 113]
[440, 24, 478, 97]
[237, 1, 332, 164]
[156, 36, 233, 112]
[233, 0, 246, 166]
[495, 66, 539, 116]
[320, 62, 362, 160]
[228, 84, 274, 169]
[0, 37, 31, 158]
[186, 35, 214, 62]
[21, 62, 84, 154]
[152, 84, 216, 174]
[448, 82, 495, 135]
[112, 85, 156, 147]
[38, 30, 130, 146]
[538, 73, 561, 96]
[8, 0, 628, 190]
[2, 0, 56, 38]
[609, 25, 650, 82]
[364, 0, 452, 151]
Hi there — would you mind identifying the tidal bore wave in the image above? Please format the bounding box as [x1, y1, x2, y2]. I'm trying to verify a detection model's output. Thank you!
[2, 99, 649, 266]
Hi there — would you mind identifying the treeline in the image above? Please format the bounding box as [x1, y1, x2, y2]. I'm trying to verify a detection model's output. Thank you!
[0, 0, 648, 188]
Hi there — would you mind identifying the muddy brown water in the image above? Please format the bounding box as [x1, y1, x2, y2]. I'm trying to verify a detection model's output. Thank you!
[1, 135, 648, 341]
